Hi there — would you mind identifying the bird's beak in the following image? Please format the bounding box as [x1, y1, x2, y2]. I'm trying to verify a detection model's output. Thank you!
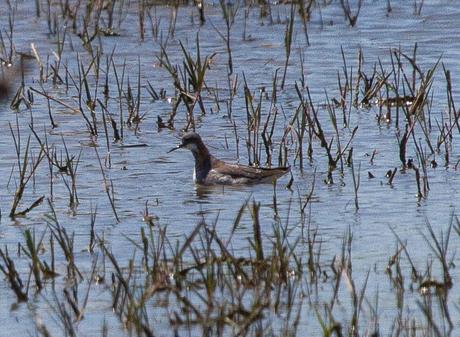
[167, 144, 183, 153]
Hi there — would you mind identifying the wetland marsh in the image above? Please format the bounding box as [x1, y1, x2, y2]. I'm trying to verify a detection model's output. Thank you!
[1, 0, 460, 336]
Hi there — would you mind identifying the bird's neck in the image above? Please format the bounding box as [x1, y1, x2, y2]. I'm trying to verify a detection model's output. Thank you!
[191, 144, 212, 183]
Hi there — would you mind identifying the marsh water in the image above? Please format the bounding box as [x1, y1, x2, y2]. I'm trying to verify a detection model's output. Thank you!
[1, 0, 460, 336]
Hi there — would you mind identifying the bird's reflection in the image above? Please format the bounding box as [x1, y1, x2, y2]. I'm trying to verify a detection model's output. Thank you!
[194, 184, 227, 200]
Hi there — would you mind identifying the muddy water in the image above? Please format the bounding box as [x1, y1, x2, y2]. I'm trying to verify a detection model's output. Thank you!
[1, 1, 460, 335]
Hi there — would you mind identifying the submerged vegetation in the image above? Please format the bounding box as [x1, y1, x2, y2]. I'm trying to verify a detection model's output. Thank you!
[1, 0, 460, 336]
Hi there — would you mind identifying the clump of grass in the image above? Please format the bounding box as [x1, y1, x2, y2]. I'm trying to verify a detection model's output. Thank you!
[280, 4, 295, 90]
[8, 117, 45, 218]
[295, 83, 358, 182]
[212, 0, 239, 75]
[340, 0, 363, 27]
[158, 34, 214, 130]
[0, 246, 28, 302]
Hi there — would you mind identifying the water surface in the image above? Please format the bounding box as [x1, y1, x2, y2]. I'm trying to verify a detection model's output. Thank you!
[1, 1, 460, 335]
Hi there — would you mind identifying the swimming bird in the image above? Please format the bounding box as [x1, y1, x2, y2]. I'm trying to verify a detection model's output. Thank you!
[168, 132, 290, 185]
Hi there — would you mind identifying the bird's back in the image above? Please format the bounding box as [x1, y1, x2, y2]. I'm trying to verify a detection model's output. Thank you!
[203, 158, 290, 185]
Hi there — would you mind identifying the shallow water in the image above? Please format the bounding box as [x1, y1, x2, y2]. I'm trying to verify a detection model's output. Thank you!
[1, 0, 460, 335]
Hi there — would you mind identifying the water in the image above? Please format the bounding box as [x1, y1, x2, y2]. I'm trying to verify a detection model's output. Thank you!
[1, 0, 460, 335]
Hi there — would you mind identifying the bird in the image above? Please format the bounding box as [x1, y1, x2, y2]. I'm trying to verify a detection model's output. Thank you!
[168, 132, 290, 185]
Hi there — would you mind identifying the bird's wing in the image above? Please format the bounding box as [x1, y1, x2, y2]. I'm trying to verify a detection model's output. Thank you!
[212, 159, 290, 181]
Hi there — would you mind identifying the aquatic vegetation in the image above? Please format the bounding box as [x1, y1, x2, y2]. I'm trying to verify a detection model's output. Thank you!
[1, 0, 460, 336]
